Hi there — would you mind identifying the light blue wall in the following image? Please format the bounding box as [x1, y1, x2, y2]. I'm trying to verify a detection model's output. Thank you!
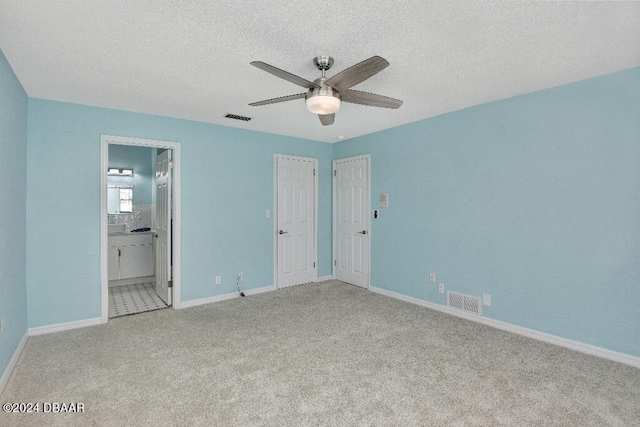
[334, 67, 640, 357]
[0, 50, 28, 378]
[108, 144, 154, 205]
[26, 100, 333, 326]
[17, 61, 640, 359]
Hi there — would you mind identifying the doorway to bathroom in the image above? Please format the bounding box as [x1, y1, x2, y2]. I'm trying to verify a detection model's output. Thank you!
[100, 135, 182, 322]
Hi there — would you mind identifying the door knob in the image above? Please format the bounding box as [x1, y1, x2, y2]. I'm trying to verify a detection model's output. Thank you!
[279, 230, 288, 235]
[358, 230, 367, 235]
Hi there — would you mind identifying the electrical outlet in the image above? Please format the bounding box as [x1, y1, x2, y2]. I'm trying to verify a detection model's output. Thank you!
[0, 316, 4, 333]
[215, 276, 221, 285]
[438, 283, 444, 294]
[430, 272, 436, 283]
[237, 272, 243, 282]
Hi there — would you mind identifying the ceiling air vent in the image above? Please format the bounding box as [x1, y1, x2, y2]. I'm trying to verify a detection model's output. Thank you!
[224, 113, 252, 122]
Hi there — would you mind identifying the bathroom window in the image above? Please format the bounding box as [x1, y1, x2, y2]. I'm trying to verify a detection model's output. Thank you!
[108, 186, 133, 214]
[119, 188, 133, 213]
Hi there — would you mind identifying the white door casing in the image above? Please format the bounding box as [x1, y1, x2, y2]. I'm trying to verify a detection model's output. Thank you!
[275, 155, 318, 288]
[155, 149, 172, 305]
[333, 155, 370, 288]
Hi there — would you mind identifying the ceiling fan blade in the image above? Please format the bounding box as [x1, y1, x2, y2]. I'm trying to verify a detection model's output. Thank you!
[250, 61, 320, 89]
[249, 93, 306, 107]
[341, 89, 403, 109]
[318, 113, 335, 126]
[325, 56, 390, 92]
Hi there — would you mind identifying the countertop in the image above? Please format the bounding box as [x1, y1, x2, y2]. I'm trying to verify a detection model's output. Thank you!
[108, 230, 155, 236]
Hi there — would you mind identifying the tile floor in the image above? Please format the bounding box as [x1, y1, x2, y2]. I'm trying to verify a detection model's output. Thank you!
[109, 282, 168, 318]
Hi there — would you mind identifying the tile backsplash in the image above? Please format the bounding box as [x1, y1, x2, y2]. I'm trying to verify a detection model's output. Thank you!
[108, 205, 152, 231]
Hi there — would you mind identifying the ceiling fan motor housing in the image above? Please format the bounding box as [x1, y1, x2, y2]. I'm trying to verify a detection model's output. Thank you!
[306, 77, 341, 114]
[308, 77, 340, 99]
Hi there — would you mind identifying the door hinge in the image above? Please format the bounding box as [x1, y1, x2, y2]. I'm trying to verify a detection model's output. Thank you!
[333, 170, 336, 177]
[313, 262, 316, 268]
[168, 280, 173, 288]
[313, 169, 316, 176]
[334, 260, 337, 266]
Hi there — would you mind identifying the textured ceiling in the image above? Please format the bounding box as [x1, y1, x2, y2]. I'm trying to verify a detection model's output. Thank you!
[1, 1, 639, 143]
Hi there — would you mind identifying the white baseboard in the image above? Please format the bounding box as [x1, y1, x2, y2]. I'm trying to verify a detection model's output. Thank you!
[244, 285, 275, 296]
[179, 284, 276, 309]
[179, 279, 338, 310]
[28, 317, 104, 336]
[369, 286, 640, 369]
[0, 331, 29, 395]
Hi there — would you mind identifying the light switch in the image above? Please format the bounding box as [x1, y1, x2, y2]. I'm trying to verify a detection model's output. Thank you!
[379, 193, 389, 208]
[483, 294, 492, 306]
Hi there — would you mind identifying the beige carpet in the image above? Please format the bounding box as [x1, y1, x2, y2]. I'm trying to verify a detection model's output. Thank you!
[2, 281, 639, 426]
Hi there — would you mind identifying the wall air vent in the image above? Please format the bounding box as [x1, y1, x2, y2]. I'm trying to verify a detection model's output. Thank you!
[224, 113, 252, 121]
[447, 291, 482, 316]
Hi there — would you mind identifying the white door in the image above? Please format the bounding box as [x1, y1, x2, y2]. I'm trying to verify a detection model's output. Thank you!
[276, 155, 317, 288]
[155, 150, 172, 305]
[334, 155, 370, 288]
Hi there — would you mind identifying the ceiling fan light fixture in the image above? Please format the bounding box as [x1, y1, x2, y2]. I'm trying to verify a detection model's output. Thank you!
[306, 95, 341, 114]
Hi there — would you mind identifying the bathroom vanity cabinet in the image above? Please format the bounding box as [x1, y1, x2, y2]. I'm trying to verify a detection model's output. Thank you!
[108, 232, 154, 282]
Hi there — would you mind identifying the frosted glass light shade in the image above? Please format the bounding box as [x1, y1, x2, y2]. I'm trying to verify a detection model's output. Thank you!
[107, 168, 133, 176]
[306, 95, 341, 114]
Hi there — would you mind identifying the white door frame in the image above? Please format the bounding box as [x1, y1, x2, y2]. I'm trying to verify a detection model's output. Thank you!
[100, 134, 182, 323]
[273, 154, 318, 288]
[332, 154, 371, 288]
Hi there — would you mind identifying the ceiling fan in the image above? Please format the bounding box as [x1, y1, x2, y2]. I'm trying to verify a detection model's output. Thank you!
[249, 55, 403, 126]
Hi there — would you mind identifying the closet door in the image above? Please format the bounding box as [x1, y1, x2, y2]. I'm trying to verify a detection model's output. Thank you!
[276, 155, 317, 288]
[334, 155, 370, 288]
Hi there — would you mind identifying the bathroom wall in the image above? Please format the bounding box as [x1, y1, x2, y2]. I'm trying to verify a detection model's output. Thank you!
[107, 144, 154, 230]
[108, 144, 154, 203]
